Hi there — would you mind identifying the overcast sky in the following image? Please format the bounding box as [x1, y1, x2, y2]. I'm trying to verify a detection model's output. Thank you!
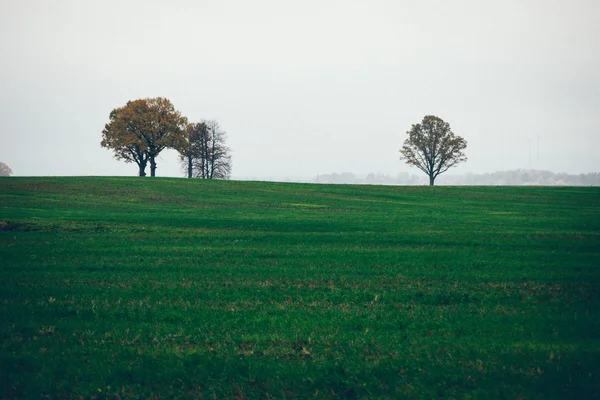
[1, 0, 599, 179]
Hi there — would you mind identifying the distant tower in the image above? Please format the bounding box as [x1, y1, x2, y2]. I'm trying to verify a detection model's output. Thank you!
[529, 138, 532, 169]
[537, 136, 540, 169]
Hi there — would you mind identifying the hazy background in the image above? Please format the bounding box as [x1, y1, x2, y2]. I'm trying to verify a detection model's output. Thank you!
[1, 0, 599, 179]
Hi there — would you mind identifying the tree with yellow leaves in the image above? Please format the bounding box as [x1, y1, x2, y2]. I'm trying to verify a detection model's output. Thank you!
[101, 98, 187, 177]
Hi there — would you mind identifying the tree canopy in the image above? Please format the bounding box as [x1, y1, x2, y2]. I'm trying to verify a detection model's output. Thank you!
[0, 162, 13, 177]
[399, 115, 467, 186]
[101, 97, 187, 177]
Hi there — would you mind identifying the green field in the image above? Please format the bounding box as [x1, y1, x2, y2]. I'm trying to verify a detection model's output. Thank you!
[1, 177, 599, 399]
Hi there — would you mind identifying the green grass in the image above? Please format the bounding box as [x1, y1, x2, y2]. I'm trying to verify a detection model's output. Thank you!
[1, 177, 599, 399]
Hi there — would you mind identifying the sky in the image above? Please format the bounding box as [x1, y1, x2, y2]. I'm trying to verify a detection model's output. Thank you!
[1, 0, 599, 179]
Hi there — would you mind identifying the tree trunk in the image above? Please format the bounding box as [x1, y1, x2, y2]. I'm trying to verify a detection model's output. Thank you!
[210, 136, 216, 180]
[429, 175, 435, 186]
[150, 157, 157, 177]
[138, 162, 147, 177]
[187, 155, 193, 178]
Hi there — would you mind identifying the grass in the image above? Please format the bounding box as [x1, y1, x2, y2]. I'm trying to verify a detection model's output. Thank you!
[1, 177, 599, 399]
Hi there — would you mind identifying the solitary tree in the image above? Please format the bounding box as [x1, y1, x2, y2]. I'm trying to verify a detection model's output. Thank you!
[178, 120, 231, 179]
[101, 97, 187, 177]
[0, 162, 13, 176]
[399, 115, 467, 186]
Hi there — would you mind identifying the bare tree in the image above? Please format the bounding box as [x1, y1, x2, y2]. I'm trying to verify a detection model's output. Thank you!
[178, 122, 204, 178]
[399, 115, 467, 186]
[0, 162, 13, 177]
[178, 120, 232, 179]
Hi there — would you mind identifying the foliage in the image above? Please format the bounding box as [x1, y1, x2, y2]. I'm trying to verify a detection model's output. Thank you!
[400, 115, 467, 185]
[0, 161, 12, 176]
[1, 177, 599, 399]
[101, 97, 187, 177]
[178, 120, 231, 179]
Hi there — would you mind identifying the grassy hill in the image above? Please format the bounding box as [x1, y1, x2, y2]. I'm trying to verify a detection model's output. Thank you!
[1, 177, 599, 399]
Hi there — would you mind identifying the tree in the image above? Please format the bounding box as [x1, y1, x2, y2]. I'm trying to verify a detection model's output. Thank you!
[0, 162, 12, 176]
[399, 115, 467, 186]
[101, 97, 187, 177]
[178, 122, 205, 179]
[178, 120, 232, 179]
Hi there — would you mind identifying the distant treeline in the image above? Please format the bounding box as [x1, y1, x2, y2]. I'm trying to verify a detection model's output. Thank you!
[314, 170, 600, 186]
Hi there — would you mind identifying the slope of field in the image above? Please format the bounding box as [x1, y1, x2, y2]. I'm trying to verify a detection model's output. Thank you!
[1, 177, 599, 399]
